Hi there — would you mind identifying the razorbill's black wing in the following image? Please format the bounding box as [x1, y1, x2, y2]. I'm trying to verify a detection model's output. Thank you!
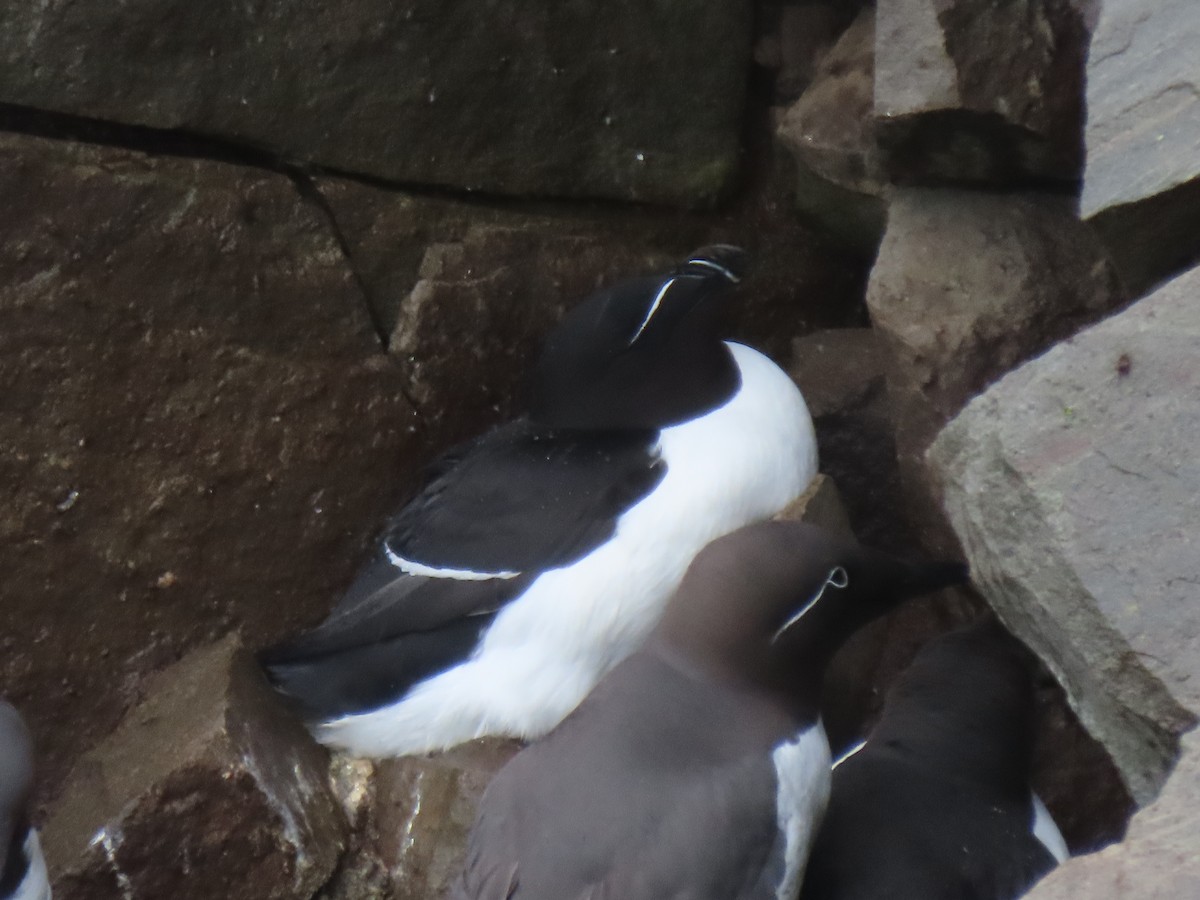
[262, 420, 664, 720]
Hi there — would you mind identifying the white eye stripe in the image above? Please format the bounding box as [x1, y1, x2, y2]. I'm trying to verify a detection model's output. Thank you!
[771, 566, 850, 643]
[686, 257, 740, 282]
[628, 277, 677, 343]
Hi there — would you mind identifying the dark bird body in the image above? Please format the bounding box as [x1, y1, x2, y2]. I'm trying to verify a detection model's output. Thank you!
[452, 522, 968, 900]
[800, 620, 1067, 900]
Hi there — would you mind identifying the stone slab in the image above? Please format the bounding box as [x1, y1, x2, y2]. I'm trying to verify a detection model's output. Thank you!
[42, 636, 346, 899]
[0, 0, 753, 205]
[928, 263, 1200, 803]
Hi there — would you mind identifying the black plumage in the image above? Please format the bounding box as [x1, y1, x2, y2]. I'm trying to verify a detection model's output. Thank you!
[800, 619, 1063, 900]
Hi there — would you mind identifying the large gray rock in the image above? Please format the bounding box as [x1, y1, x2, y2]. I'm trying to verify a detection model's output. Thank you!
[777, 6, 886, 254]
[1026, 729, 1200, 898]
[1080, 0, 1200, 294]
[0, 133, 416, 795]
[0, 0, 753, 206]
[874, 0, 1092, 183]
[865, 188, 1125, 553]
[928, 263, 1200, 803]
[42, 636, 347, 899]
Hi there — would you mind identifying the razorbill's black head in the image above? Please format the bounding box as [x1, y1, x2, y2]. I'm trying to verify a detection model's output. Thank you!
[527, 244, 746, 430]
[261, 246, 821, 759]
[800, 619, 1068, 900]
[0, 702, 49, 900]
[451, 522, 968, 900]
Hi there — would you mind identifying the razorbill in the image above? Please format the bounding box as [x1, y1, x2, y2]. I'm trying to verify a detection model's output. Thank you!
[1, 702, 50, 900]
[799, 619, 1068, 900]
[451, 521, 969, 900]
[261, 246, 820, 757]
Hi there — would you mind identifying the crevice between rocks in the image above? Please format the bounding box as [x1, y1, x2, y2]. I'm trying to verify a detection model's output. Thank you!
[0, 100, 674, 215]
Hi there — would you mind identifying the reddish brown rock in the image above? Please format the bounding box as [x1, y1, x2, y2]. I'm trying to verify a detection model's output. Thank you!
[865, 188, 1125, 554]
[0, 133, 417, 797]
[42, 636, 347, 899]
[317, 741, 521, 900]
[874, 0, 1092, 184]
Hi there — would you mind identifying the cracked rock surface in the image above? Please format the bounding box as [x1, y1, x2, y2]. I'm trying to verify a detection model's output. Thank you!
[0, 0, 753, 206]
[0, 132, 418, 794]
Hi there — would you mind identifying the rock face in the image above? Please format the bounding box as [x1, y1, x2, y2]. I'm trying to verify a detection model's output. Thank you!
[873, 0, 1091, 183]
[42, 636, 346, 899]
[1080, 0, 1200, 294]
[865, 187, 1125, 552]
[777, 7, 886, 254]
[928, 263, 1200, 804]
[0, 0, 753, 205]
[0, 132, 416, 794]
[318, 741, 521, 900]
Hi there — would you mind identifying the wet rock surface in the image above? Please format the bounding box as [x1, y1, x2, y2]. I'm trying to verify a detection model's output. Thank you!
[929, 262, 1200, 804]
[0, 132, 417, 797]
[1080, 0, 1200, 294]
[873, 0, 1092, 184]
[0, 0, 752, 205]
[42, 636, 346, 899]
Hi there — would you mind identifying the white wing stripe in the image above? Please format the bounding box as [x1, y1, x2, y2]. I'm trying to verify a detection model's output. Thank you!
[384, 544, 520, 581]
